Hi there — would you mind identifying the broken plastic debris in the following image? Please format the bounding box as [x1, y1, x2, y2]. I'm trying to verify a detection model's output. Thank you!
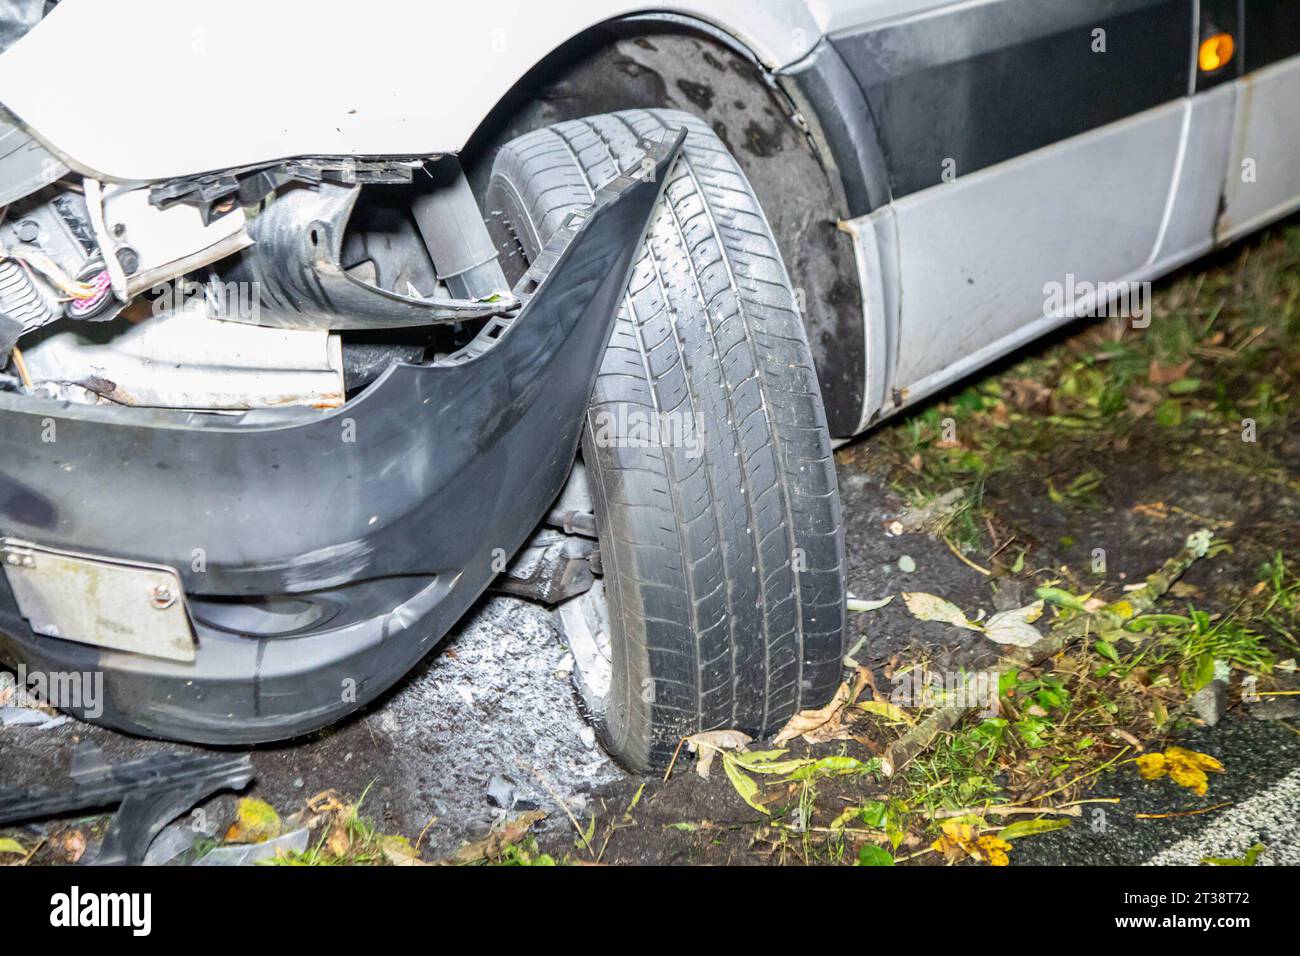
[193, 827, 309, 866]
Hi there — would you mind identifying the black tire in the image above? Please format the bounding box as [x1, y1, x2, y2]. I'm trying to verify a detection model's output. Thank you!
[488, 109, 845, 771]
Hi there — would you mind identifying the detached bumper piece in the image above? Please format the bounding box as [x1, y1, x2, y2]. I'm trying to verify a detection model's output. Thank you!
[0, 130, 685, 744]
[0, 743, 254, 865]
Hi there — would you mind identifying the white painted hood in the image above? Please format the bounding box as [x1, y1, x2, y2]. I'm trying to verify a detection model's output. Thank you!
[0, 0, 823, 181]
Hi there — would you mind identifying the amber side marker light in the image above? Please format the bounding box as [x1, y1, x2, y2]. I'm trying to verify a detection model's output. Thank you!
[1199, 32, 1235, 72]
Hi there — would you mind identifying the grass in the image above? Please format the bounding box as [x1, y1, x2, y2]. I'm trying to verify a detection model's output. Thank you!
[1257, 551, 1300, 650]
[1109, 606, 1275, 693]
[875, 222, 1300, 564]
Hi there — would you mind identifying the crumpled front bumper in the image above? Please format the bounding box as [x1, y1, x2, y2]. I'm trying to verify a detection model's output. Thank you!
[0, 132, 682, 744]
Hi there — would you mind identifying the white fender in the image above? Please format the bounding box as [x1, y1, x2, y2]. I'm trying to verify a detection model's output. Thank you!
[0, 0, 826, 181]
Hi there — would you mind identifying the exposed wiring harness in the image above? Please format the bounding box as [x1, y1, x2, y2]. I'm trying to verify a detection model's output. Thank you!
[0, 246, 103, 301]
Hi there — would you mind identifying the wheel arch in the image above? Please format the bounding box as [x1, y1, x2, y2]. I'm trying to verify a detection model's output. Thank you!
[461, 14, 874, 438]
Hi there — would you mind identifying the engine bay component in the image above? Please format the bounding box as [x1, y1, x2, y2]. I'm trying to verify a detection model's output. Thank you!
[215, 155, 514, 335]
[494, 526, 598, 604]
[0, 258, 51, 357]
[92, 180, 252, 298]
[1, 181, 108, 346]
[63, 259, 114, 319]
[150, 155, 424, 224]
[413, 155, 509, 300]
[18, 295, 344, 409]
[219, 178, 517, 330]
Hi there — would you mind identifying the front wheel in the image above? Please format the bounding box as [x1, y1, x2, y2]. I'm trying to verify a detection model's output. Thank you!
[488, 109, 846, 771]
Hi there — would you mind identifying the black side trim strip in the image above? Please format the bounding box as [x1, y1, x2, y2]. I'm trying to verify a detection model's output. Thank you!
[1243, 0, 1300, 72]
[829, 0, 1192, 199]
[779, 38, 893, 216]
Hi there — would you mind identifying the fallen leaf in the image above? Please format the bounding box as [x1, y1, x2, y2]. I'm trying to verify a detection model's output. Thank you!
[902, 592, 981, 631]
[326, 819, 352, 858]
[1202, 843, 1266, 867]
[685, 729, 753, 779]
[847, 596, 894, 613]
[225, 798, 283, 844]
[997, 818, 1071, 840]
[976, 834, 1012, 866]
[1154, 398, 1182, 427]
[306, 789, 349, 815]
[0, 837, 26, 856]
[721, 754, 767, 815]
[983, 600, 1045, 647]
[857, 845, 895, 866]
[1134, 747, 1224, 796]
[1148, 359, 1193, 385]
[378, 834, 426, 866]
[830, 806, 860, 831]
[1127, 386, 1162, 419]
[1132, 501, 1170, 520]
[61, 830, 87, 863]
[857, 699, 916, 726]
[445, 811, 547, 864]
[893, 489, 965, 534]
[772, 682, 853, 746]
[785, 755, 878, 781]
[729, 750, 812, 775]
[1034, 586, 1089, 612]
[1003, 378, 1053, 412]
[931, 821, 1013, 866]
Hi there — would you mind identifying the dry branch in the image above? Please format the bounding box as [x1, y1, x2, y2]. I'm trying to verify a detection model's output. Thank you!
[880, 530, 1215, 776]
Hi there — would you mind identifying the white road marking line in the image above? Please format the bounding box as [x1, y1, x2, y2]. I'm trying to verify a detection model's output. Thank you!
[1146, 764, 1300, 866]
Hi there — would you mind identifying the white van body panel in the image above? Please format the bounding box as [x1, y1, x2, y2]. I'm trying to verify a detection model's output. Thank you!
[0, 0, 851, 181]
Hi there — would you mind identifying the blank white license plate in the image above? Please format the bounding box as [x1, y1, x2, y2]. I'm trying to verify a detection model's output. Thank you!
[1, 538, 195, 662]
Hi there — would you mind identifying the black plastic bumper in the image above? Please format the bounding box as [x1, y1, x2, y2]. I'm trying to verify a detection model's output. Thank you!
[0, 132, 681, 743]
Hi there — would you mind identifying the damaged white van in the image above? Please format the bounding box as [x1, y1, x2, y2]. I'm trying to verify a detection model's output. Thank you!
[0, 0, 1295, 770]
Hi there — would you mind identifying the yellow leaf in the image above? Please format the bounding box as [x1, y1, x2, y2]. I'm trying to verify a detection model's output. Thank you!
[1167, 761, 1209, 796]
[931, 822, 1012, 865]
[932, 822, 974, 863]
[1135, 753, 1168, 781]
[1109, 599, 1135, 620]
[0, 837, 26, 856]
[976, 835, 1012, 867]
[1167, 746, 1224, 774]
[224, 798, 282, 844]
[1134, 747, 1225, 796]
[326, 820, 352, 857]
